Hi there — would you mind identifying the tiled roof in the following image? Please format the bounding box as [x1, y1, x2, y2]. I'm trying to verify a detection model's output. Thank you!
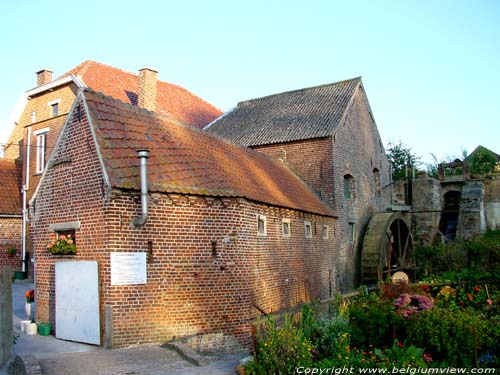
[205, 78, 361, 146]
[61, 60, 222, 128]
[82, 89, 334, 217]
[0, 159, 21, 215]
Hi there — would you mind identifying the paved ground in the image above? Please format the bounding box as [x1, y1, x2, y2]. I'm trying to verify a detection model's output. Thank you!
[9, 280, 248, 375]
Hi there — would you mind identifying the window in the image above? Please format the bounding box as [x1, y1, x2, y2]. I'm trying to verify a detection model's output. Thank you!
[48, 99, 60, 117]
[373, 169, 381, 198]
[31, 111, 36, 123]
[257, 215, 267, 236]
[322, 224, 329, 240]
[348, 223, 356, 244]
[344, 174, 355, 199]
[34, 127, 49, 174]
[282, 219, 291, 238]
[304, 221, 312, 239]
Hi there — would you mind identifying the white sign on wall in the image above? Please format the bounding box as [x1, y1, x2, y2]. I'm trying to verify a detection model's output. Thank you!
[110, 252, 147, 285]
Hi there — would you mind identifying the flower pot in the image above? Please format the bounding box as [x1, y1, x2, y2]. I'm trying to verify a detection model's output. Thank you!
[38, 323, 51, 336]
[14, 271, 26, 280]
[25, 302, 32, 320]
[26, 323, 37, 335]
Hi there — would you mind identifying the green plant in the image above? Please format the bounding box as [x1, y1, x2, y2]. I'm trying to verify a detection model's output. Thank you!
[312, 314, 350, 360]
[7, 248, 16, 256]
[247, 314, 313, 374]
[47, 234, 76, 255]
[374, 340, 429, 368]
[406, 307, 494, 367]
[348, 297, 404, 350]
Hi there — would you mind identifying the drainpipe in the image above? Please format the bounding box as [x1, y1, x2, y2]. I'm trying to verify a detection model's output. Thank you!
[132, 150, 149, 228]
[21, 127, 32, 273]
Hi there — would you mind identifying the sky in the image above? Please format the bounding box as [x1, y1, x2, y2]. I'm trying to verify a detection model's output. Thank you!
[0, 0, 498, 164]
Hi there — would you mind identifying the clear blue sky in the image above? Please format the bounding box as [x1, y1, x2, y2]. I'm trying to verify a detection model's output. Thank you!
[1, 0, 498, 164]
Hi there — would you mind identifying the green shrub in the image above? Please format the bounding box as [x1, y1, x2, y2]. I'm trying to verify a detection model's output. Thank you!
[347, 298, 404, 350]
[312, 314, 350, 360]
[246, 315, 313, 374]
[406, 307, 494, 367]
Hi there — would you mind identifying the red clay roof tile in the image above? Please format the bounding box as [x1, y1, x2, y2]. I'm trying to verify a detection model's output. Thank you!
[82, 89, 334, 217]
[0, 159, 22, 215]
[61, 60, 222, 128]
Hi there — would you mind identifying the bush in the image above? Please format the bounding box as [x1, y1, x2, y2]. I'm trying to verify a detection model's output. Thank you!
[312, 314, 350, 360]
[347, 297, 404, 350]
[406, 307, 495, 367]
[246, 315, 313, 374]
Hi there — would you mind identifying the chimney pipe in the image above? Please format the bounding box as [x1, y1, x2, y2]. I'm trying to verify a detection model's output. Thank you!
[36, 69, 53, 86]
[138, 68, 158, 112]
[132, 150, 150, 228]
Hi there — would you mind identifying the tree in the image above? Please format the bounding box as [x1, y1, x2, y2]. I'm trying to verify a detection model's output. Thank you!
[468, 146, 499, 177]
[386, 141, 420, 181]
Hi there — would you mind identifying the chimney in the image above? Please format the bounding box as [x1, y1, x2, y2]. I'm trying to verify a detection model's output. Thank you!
[36, 70, 53, 86]
[138, 68, 158, 112]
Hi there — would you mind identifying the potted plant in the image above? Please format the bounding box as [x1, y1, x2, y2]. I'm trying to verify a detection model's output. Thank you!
[47, 234, 77, 255]
[7, 248, 16, 257]
[25, 289, 35, 321]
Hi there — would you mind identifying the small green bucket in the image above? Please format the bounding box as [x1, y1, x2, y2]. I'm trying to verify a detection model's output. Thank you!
[14, 271, 26, 280]
[38, 323, 51, 336]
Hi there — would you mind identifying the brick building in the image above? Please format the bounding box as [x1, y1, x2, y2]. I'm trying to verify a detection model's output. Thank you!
[1, 61, 222, 276]
[206, 78, 391, 289]
[30, 89, 336, 349]
[0, 159, 22, 271]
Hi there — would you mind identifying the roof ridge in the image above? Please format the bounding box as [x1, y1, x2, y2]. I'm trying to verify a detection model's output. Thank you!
[237, 76, 362, 107]
[64, 61, 222, 114]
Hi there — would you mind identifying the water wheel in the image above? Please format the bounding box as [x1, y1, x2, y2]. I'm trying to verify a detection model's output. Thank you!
[361, 212, 414, 284]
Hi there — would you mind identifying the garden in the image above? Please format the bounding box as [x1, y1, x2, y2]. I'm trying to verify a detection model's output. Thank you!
[244, 230, 500, 373]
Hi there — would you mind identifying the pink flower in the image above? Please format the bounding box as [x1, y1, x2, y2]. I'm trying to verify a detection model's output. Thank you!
[423, 353, 432, 362]
[487, 299, 493, 306]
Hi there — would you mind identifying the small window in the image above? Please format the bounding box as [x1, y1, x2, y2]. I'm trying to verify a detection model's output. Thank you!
[344, 174, 355, 199]
[31, 111, 37, 123]
[34, 128, 49, 174]
[322, 224, 329, 240]
[304, 221, 312, 239]
[51, 103, 59, 117]
[257, 215, 267, 236]
[373, 168, 381, 198]
[48, 99, 60, 117]
[348, 223, 356, 244]
[282, 219, 291, 238]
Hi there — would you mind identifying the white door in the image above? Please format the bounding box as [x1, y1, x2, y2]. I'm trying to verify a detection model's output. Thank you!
[55, 261, 100, 345]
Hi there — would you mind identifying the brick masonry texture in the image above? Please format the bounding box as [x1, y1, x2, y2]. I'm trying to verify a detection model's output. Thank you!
[253, 87, 391, 290]
[0, 217, 22, 271]
[31, 94, 336, 350]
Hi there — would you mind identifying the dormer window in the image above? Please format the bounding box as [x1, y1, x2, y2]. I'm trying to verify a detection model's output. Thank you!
[34, 127, 49, 174]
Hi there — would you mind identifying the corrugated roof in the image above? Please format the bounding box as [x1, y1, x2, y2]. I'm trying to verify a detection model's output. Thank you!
[0, 159, 22, 215]
[206, 78, 361, 146]
[82, 89, 334, 217]
[61, 60, 222, 128]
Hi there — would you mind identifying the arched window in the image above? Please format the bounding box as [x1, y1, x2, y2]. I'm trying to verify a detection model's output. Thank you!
[343, 174, 355, 199]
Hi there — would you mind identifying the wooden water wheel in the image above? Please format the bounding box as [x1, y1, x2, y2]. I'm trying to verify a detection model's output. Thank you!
[361, 212, 415, 284]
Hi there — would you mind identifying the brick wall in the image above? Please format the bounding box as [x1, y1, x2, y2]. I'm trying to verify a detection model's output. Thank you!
[31, 97, 337, 350]
[0, 217, 22, 271]
[252, 87, 390, 290]
[254, 138, 334, 206]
